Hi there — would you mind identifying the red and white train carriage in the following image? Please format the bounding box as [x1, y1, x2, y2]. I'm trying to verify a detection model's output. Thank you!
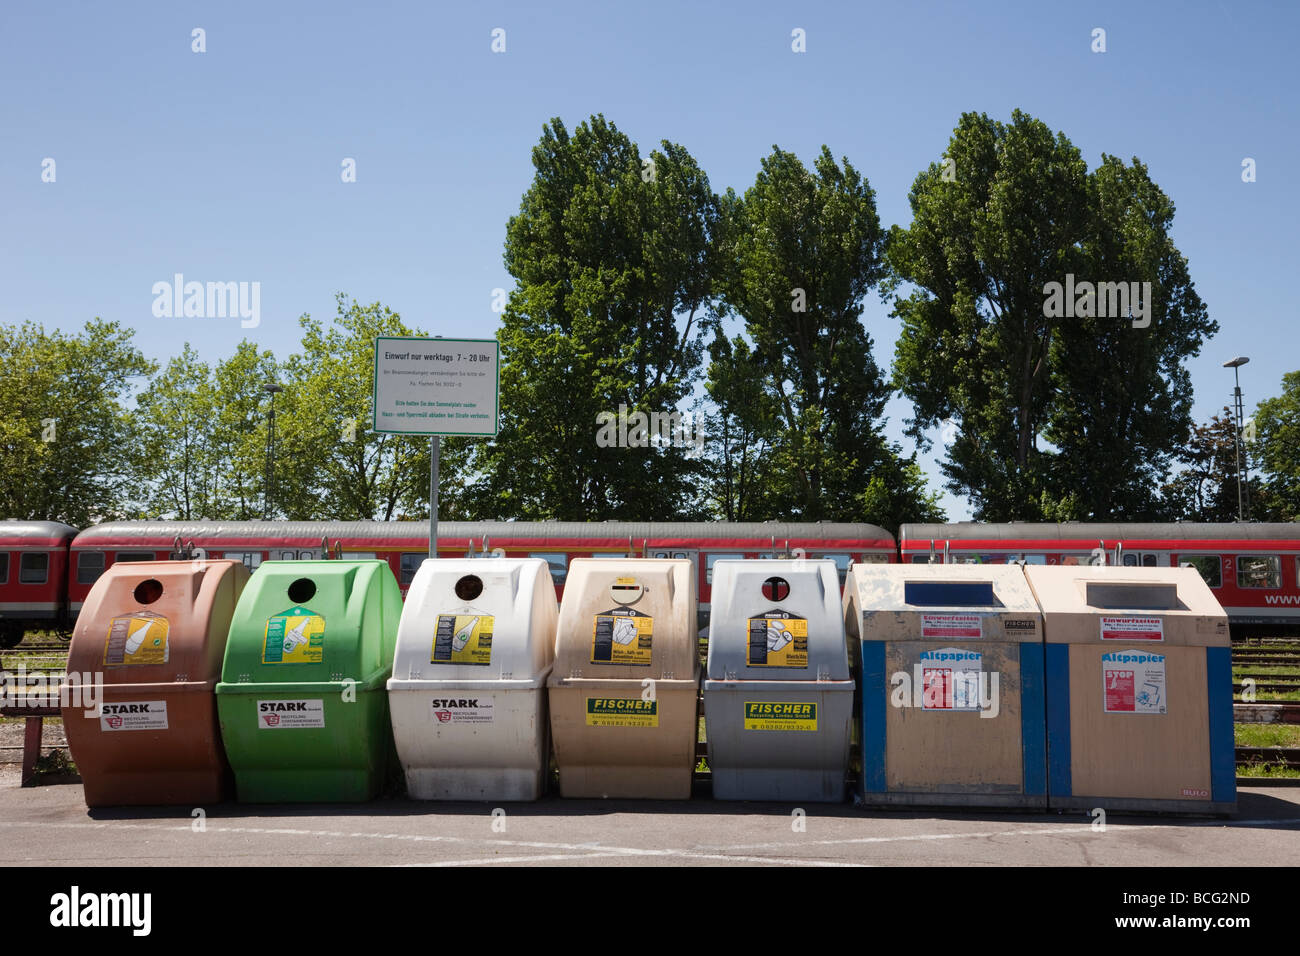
[0, 521, 77, 647]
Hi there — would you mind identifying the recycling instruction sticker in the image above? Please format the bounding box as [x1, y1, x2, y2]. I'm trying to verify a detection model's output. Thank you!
[103, 612, 170, 667]
[591, 608, 653, 666]
[1102, 650, 1166, 714]
[99, 701, 168, 731]
[257, 699, 325, 729]
[920, 647, 983, 711]
[584, 697, 658, 727]
[1101, 616, 1163, 641]
[921, 613, 983, 640]
[262, 606, 325, 664]
[743, 701, 818, 732]
[432, 614, 494, 665]
[747, 611, 807, 668]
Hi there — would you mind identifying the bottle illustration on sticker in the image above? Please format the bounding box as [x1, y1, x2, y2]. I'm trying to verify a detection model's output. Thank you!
[591, 607, 653, 665]
[748, 611, 808, 668]
[432, 614, 494, 665]
[263, 606, 325, 664]
[103, 611, 170, 666]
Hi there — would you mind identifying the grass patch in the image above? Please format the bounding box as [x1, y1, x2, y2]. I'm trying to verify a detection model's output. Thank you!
[1237, 761, 1300, 779]
[1233, 665, 1300, 677]
[1235, 723, 1300, 748]
[1236, 689, 1300, 701]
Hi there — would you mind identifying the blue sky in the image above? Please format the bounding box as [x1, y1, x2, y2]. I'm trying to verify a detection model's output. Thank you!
[3, 1, 1295, 519]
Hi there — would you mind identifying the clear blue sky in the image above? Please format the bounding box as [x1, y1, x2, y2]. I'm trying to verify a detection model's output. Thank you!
[3, 1, 1295, 520]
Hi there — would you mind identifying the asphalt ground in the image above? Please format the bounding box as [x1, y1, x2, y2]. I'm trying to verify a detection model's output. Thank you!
[2, 769, 1298, 866]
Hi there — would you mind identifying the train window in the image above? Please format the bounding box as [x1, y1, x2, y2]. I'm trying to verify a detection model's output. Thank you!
[814, 553, 853, 585]
[1237, 555, 1281, 589]
[529, 553, 568, 586]
[77, 551, 105, 584]
[115, 551, 155, 563]
[222, 552, 263, 570]
[1062, 554, 1098, 566]
[909, 554, 931, 564]
[0, 552, 8, 584]
[400, 553, 424, 586]
[705, 553, 743, 584]
[19, 552, 48, 584]
[1020, 554, 1047, 565]
[1122, 553, 1138, 567]
[1181, 555, 1222, 589]
[856, 554, 890, 564]
[1142, 554, 1158, 568]
[340, 552, 376, 560]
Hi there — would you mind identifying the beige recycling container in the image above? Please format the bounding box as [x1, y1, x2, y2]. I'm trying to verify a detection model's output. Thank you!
[547, 559, 700, 799]
[1025, 565, 1235, 814]
[845, 563, 1046, 808]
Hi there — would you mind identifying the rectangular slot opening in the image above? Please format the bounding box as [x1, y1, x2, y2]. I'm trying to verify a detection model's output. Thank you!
[1084, 581, 1178, 610]
[904, 580, 995, 606]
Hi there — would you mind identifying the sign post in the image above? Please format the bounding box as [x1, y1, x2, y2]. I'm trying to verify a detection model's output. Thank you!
[372, 336, 500, 561]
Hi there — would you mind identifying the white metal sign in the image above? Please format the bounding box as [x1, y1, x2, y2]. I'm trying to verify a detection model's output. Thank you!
[372, 336, 499, 436]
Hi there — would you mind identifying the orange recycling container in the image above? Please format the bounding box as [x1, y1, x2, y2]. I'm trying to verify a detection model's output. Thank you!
[62, 559, 249, 807]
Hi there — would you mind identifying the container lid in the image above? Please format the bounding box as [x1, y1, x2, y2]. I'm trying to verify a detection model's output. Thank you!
[1024, 565, 1229, 647]
[391, 557, 556, 682]
[67, 559, 248, 688]
[553, 558, 698, 680]
[217, 560, 401, 690]
[845, 563, 1043, 643]
[707, 559, 848, 680]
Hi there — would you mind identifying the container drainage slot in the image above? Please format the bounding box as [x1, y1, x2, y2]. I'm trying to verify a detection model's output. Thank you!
[288, 578, 317, 604]
[454, 575, 483, 601]
[133, 579, 163, 604]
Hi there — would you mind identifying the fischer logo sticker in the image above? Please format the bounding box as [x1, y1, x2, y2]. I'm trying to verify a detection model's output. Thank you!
[748, 611, 808, 668]
[743, 701, 818, 732]
[919, 647, 983, 711]
[1002, 619, 1037, 632]
[99, 701, 168, 731]
[257, 699, 325, 728]
[1100, 616, 1163, 641]
[921, 613, 982, 639]
[1102, 650, 1166, 714]
[584, 697, 658, 727]
[103, 612, 170, 666]
[263, 606, 325, 664]
[431, 697, 494, 724]
[591, 607, 653, 666]
[432, 614, 494, 665]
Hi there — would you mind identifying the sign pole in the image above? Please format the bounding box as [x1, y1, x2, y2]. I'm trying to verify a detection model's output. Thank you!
[429, 435, 439, 559]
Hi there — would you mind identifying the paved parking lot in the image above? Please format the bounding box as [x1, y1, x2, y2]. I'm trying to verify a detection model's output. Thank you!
[2, 771, 1298, 866]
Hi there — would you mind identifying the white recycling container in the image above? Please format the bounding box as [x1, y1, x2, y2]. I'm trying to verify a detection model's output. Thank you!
[703, 559, 854, 802]
[387, 557, 557, 800]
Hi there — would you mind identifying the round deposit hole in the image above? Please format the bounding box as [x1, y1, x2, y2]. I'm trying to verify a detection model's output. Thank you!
[288, 578, 317, 604]
[133, 579, 163, 605]
[454, 574, 484, 601]
[761, 576, 790, 602]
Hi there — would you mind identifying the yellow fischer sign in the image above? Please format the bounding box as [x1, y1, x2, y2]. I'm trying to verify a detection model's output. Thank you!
[743, 701, 818, 732]
[584, 697, 659, 728]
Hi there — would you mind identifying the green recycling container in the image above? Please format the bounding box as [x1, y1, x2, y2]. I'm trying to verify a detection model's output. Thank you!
[215, 560, 401, 802]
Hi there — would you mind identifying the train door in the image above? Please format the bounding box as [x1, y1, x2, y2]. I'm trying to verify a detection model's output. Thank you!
[649, 548, 701, 627]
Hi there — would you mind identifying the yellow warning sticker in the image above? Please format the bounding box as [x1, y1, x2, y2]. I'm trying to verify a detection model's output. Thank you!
[585, 697, 659, 727]
[262, 606, 325, 664]
[747, 613, 808, 668]
[432, 614, 494, 665]
[743, 701, 818, 732]
[591, 608, 653, 666]
[103, 612, 170, 667]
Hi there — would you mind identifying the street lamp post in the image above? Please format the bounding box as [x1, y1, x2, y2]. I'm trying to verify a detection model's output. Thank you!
[1223, 357, 1250, 522]
[263, 383, 284, 520]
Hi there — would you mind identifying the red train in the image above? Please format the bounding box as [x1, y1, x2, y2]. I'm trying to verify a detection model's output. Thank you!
[2, 518, 1297, 645]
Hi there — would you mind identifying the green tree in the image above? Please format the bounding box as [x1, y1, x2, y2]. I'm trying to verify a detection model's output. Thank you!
[1162, 409, 1255, 521]
[713, 144, 942, 526]
[1252, 371, 1300, 521]
[208, 342, 281, 520]
[0, 320, 154, 525]
[135, 344, 222, 519]
[890, 110, 1214, 520]
[445, 115, 719, 520]
[275, 295, 431, 521]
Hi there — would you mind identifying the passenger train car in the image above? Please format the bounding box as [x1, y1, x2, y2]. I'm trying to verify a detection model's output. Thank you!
[901, 523, 1300, 634]
[3, 517, 1298, 644]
